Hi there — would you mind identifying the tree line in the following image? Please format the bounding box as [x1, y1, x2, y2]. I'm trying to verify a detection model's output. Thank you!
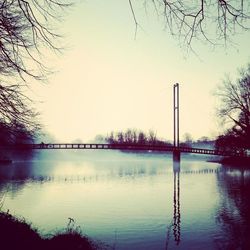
[104, 129, 171, 146]
[95, 129, 214, 148]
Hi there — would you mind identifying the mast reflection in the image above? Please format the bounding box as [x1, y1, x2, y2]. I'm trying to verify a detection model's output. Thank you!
[165, 160, 181, 249]
[173, 160, 181, 245]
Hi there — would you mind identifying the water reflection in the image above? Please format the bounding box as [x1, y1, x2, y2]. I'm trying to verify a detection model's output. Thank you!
[166, 161, 181, 249]
[166, 161, 250, 250]
[173, 161, 181, 245]
[1, 151, 250, 250]
[215, 166, 250, 250]
[0, 160, 223, 184]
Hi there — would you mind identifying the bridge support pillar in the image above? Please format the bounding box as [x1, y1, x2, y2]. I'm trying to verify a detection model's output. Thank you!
[173, 151, 181, 162]
[173, 83, 180, 162]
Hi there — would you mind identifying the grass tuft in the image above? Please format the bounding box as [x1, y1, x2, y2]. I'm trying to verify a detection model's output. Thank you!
[0, 211, 107, 250]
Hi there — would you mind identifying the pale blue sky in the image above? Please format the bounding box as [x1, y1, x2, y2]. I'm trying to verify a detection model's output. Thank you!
[33, 0, 250, 142]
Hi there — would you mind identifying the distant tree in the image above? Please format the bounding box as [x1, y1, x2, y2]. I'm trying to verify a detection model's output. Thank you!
[106, 131, 115, 144]
[117, 131, 125, 144]
[197, 136, 210, 143]
[130, 0, 250, 47]
[138, 131, 147, 145]
[182, 133, 193, 146]
[72, 138, 83, 144]
[0, 0, 70, 144]
[148, 129, 157, 144]
[215, 130, 243, 152]
[124, 129, 133, 144]
[95, 135, 107, 143]
[132, 129, 138, 143]
[36, 130, 57, 144]
[215, 64, 250, 150]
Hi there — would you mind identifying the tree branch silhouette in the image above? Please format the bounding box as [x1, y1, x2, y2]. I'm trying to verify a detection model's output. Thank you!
[130, 0, 250, 47]
[215, 64, 250, 150]
[0, 0, 71, 144]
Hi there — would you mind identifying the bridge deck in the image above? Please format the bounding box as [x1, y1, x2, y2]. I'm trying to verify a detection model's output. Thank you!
[1, 143, 247, 157]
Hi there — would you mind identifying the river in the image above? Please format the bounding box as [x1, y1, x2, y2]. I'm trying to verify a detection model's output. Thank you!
[0, 150, 249, 249]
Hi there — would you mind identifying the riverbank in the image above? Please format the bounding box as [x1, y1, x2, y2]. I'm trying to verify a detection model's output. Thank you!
[0, 211, 107, 250]
[220, 156, 250, 165]
[208, 156, 250, 167]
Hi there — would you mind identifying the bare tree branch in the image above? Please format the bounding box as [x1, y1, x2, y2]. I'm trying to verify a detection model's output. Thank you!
[0, 0, 71, 81]
[130, 0, 250, 48]
[129, 0, 138, 39]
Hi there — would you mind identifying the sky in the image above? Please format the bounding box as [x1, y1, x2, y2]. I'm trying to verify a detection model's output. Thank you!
[32, 0, 250, 143]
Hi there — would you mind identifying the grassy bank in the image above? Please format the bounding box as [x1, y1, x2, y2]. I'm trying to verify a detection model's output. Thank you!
[0, 211, 107, 250]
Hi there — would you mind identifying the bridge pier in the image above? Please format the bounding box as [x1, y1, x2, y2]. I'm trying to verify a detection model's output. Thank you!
[173, 151, 181, 162]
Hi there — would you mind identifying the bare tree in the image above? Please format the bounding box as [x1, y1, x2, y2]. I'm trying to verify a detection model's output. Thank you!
[148, 129, 157, 144]
[130, 0, 250, 47]
[0, 0, 70, 80]
[215, 64, 250, 149]
[0, 84, 39, 143]
[182, 132, 193, 146]
[0, 0, 70, 143]
[117, 131, 125, 144]
[138, 131, 147, 144]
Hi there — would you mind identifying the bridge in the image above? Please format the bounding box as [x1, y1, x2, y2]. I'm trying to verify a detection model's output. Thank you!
[3, 143, 246, 157]
[1, 84, 248, 160]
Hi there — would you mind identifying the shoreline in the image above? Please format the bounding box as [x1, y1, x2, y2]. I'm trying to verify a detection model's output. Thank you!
[0, 211, 107, 250]
[207, 156, 250, 167]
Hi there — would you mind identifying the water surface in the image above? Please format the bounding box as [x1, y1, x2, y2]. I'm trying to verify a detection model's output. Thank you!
[0, 150, 249, 249]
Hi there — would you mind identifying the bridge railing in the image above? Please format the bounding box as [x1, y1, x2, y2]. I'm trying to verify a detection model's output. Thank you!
[0, 143, 248, 157]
